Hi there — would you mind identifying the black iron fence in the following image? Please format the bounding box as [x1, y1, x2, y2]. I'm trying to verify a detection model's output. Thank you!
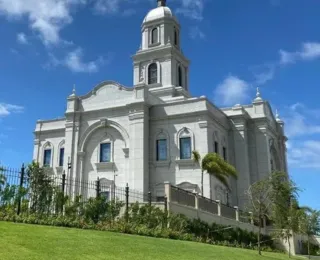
[0, 164, 164, 218]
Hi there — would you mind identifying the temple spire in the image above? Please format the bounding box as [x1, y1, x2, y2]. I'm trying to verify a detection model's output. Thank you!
[69, 84, 76, 98]
[157, 0, 166, 7]
[253, 87, 263, 102]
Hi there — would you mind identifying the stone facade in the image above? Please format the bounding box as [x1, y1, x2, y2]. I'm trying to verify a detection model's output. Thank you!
[33, 1, 288, 209]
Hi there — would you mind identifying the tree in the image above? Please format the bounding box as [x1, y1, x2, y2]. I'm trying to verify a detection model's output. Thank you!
[27, 161, 54, 215]
[300, 208, 320, 259]
[273, 200, 302, 258]
[270, 172, 300, 258]
[246, 176, 273, 255]
[192, 151, 237, 197]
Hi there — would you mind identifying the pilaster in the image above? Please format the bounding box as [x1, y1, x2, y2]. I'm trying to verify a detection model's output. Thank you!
[231, 114, 251, 209]
[128, 102, 150, 194]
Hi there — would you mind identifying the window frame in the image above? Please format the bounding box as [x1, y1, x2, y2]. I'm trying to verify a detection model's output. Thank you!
[43, 149, 52, 167]
[174, 28, 178, 46]
[148, 63, 158, 84]
[59, 147, 65, 167]
[214, 141, 219, 154]
[156, 139, 168, 161]
[223, 146, 227, 161]
[99, 142, 111, 163]
[178, 66, 183, 87]
[179, 137, 192, 160]
[151, 27, 158, 44]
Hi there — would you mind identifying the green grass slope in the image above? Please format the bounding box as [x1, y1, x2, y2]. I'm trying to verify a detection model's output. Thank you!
[0, 221, 299, 260]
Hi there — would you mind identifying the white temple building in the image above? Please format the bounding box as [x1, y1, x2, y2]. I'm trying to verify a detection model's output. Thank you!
[33, 0, 288, 209]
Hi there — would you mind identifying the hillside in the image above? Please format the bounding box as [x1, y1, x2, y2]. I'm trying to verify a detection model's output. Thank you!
[0, 221, 300, 260]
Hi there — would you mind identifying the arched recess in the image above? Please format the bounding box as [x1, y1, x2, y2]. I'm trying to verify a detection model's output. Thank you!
[78, 119, 129, 153]
[215, 185, 231, 205]
[270, 142, 281, 172]
[177, 182, 200, 193]
[213, 130, 219, 154]
[176, 127, 195, 160]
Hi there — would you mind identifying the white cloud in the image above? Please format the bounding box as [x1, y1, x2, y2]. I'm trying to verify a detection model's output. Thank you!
[176, 0, 204, 20]
[0, 0, 85, 45]
[250, 63, 276, 85]
[214, 75, 250, 106]
[93, 0, 120, 14]
[283, 103, 320, 138]
[189, 26, 205, 40]
[17, 32, 28, 44]
[47, 47, 109, 73]
[65, 48, 104, 73]
[0, 103, 24, 117]
[279, 42, 320, 65]
[288, 140, 320, 169]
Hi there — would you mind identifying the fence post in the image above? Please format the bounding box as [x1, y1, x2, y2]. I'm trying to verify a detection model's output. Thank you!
[148, 191, 152, 207]
[125, 183, 129, 223]
[164, 182, 171, 211]
[249, 211, 254, 225]
[62, 171, 66, 194]
[61, 172, 66, 214]
[216, 200, 221, 216]
[234, 206, 239, 221]
[96, 177, 100, 198]
[194, 192, 199, 209]
[17, 163, 25, 215]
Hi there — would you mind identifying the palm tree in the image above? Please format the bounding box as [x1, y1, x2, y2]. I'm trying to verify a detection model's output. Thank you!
[192, 151, 237, 197]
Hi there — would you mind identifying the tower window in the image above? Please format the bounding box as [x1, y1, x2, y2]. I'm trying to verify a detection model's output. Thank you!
[174, 29, 178, 46]
[178, 66, 182, 87]
[151, 28, 158, 44]
[148, 63, 157, 84]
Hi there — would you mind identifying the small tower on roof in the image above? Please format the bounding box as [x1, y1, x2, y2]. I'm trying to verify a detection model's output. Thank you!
[132, 0, 190, 97]
[157, 0, 166, 6]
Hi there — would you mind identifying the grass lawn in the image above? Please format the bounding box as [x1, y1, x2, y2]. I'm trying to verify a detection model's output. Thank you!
[0, 221, 301, 260]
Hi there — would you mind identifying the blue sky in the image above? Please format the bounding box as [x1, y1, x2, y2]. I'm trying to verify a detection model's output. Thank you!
[0, 0, 319, 209]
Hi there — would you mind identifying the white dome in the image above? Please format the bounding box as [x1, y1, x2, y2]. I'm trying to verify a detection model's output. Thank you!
[143, 6, 173, 23]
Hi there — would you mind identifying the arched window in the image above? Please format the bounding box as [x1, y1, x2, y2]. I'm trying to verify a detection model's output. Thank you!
[178, 66, 182, 87]
[58, 140, 65, 167]
[178, 128, 193, 160]
[42, 142, 53, 167]
[151, 28, 158, 44]
[148, 63, 157, 84]
[174, 29, 178, 46]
